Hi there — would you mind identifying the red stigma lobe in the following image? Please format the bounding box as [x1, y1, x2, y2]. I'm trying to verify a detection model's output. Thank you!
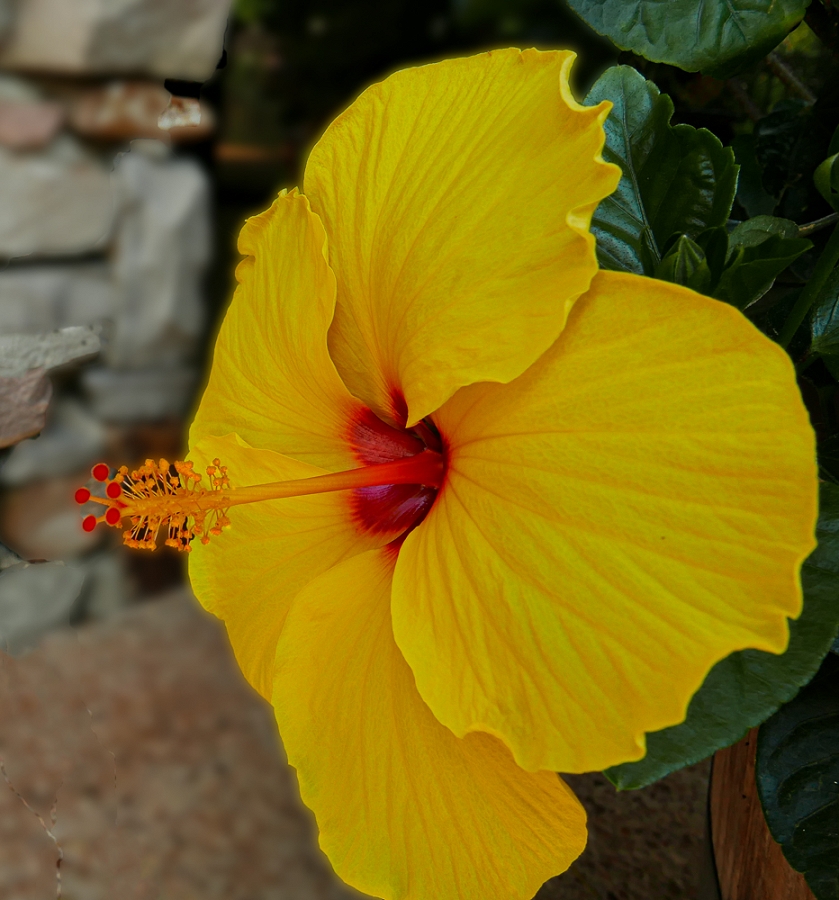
[92, 463, 110, 481]
[75, 487, 91, 504]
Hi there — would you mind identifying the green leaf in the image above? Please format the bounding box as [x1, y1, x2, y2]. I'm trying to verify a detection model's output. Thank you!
[815, 154, 839, 213]
[810, 268, 839, 356]
[728, 215, 801, 245]
[604, 482, 839, 791]
[654, 235, 712, 293]
[817, 435, 839, 485]
[817, 128, 839, 215]
[822, 356, 839, 382]
[757, 652, 839, 900]
[566, 0, 808, 78]
[585, 66, 739, 276]
[697, 226, 731, 286]
[713, 216, 812, 308]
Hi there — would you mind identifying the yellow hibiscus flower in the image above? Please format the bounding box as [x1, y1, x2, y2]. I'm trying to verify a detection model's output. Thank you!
[82, 49, 817, 900]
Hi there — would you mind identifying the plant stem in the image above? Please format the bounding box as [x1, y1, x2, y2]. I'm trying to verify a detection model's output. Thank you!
[798, 212, 839, 237]
[766, 53, 816, 105]
[778, 222, 839, 349]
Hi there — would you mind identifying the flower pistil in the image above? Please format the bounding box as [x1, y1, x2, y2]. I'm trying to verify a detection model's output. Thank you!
[75, 447, 445, 552]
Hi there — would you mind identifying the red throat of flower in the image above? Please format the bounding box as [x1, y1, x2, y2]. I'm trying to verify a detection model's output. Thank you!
[75, 409, 446, 553]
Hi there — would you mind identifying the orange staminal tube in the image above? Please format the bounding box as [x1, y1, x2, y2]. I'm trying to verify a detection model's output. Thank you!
[75, 451, 445, 552]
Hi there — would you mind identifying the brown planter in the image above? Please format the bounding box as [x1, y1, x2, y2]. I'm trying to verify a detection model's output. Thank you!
[709, 729, 815, 900]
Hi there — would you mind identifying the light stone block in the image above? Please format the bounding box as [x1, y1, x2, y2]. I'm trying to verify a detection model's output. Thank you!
[0, 263, 115, 333]
[0, 561, 84, 654]
[1, 397, 106, 485]
[82, 364, 197, 422]
[0, 135, 114, 258]
[108, 143, 210, 368]
[0, 0, 232, 81]
[0, 326, 101, 377]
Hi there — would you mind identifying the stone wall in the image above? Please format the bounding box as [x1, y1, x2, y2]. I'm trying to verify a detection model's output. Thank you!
[0, 0, 230, 81]
[0, 0, 231, 645]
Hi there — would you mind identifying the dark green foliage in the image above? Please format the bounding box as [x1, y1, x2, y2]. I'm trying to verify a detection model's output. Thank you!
[696, 226, 730, 286]
[654, 235, 712, 293]
[652, 217, 811, 306]
[818, 435, 839, 485]
[810, 268, 839, 355]
[584, 66, 809, 303]
[816, 156, 839, 212]
[745, 96, 839, 222]
[584, 66, 737, 275]
[565, 0, 808, 77]
[714, 217, 812, 308]
[733, 135, 779, 218]
[728, 215, 801, 245]
[605, 483, 839, 791]
[815, 126, 839, 212]
[757, 652, 839, 900]
[757, 103, 813, 201]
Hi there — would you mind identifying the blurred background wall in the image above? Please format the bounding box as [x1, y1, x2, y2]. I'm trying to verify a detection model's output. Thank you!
[0, 0, 229, 642]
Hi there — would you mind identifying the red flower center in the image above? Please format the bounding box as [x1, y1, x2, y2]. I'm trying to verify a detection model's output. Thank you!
[348, 401, 446, 539]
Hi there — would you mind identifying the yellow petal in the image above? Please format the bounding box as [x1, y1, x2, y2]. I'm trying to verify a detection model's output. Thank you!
[392, 270, 817, 774]
[190, 188, 364, 470]
[189, 434, 386, 701]
[273, 549, 587, 900]
[304, 48, 619, 426]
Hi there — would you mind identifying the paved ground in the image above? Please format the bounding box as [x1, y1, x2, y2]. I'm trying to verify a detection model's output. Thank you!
[0, 591, 710, 900]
